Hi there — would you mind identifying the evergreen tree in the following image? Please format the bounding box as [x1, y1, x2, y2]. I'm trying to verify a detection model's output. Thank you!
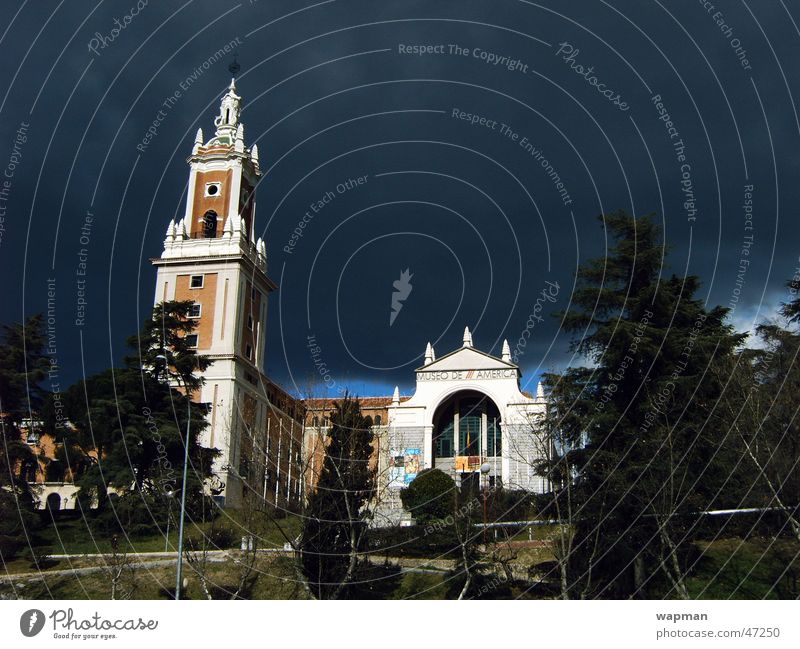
[57, 301, 216, 533]
[0, 315, 48, 560]
[300, 395, 375, 599]
[543, 211, 743, 598]
[125, 300, 211, 393]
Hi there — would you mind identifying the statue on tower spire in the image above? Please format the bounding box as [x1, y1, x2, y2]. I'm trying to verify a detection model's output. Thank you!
[228, 52, 241, 79]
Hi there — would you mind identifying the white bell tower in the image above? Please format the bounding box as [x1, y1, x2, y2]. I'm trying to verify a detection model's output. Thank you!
[151, 79, 275, 505]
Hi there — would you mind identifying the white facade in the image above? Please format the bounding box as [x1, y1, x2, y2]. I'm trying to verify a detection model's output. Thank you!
[377, 327, 548, 523]
[151, 80, 294, 508]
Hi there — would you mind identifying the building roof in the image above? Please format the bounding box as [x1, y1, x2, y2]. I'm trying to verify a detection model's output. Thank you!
[416, 345, 517, 372]
[303, 395, 410, 411]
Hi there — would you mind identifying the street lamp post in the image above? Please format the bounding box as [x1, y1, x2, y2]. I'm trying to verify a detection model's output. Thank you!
[480, 462, 491, 544]
[174, 393, 190, 600]
[155, 352, 192, 601]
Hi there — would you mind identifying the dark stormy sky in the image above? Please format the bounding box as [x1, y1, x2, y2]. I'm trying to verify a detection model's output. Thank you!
[1, 0, 799, 398]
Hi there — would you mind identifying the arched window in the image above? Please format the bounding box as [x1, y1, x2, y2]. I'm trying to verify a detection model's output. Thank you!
[46, 493, 61, 512]
[312, 416, 319, 427]
[202, 210, 217, 238]
[374, 415, 382, 426]
[432, 391, 501, 462]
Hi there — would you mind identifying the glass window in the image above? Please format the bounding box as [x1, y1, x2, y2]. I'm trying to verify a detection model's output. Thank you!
[487, 417, 501, 457]
[185, 334, 198, 348]
[434, 402, 455, 458]
[189, 302, 201, 318]
[459, 399, 482, 456]
[434, 421, 454, 458]
[190, 275, 204, 288]
[459, 414, 481, 456]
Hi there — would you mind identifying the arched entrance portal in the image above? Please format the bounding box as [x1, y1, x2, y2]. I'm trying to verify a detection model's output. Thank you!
[431, 390, 501, 485]
[46, 492, 61, 512]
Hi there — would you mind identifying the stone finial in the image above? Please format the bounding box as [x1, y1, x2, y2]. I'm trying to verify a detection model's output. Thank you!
[192, 128, 203, 154]
[392, 386, 400, 406]
[502, 339, 511, 362]
[463, 326, 473, 348]
[537, 381, 545, 398]
[234, 124, 245, 153]
[222, 213, 234, 239]
[424, 342, 434, 365]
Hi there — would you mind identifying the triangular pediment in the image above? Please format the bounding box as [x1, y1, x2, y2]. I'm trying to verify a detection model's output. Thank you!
[416, 346, 517, 372]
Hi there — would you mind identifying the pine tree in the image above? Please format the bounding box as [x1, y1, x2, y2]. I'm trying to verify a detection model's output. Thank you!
[57, 301, 216, 532]
[543, 211, 743, 598]
[0, 315, 48, 560]
[300, 394, 375, 599]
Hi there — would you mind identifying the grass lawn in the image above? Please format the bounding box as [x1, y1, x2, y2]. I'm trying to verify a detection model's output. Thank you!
[0, 554, 309, 600]
[6, 514, 798, 599]
[688, 537, 800, 599]
[25, 511, 303, 558]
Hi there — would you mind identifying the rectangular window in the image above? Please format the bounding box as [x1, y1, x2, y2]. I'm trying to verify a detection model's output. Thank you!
[487, 418, 502, 457]
[459, 414, 481, 457]
[247, 314, 253, 330]
[189, 302, 202, 318]
[245, 343, 253, 360]
[434, 422, 454, 458]
[190, 274, 204, 288]
[185, 334, 198, 348]
[251, 287, 258, 301]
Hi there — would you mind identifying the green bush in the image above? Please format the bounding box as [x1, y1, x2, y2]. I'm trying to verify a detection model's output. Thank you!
[400, 469, 457, 523]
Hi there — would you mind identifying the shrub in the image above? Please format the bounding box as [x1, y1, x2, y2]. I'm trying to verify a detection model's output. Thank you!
[400, 469, 457, 523]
